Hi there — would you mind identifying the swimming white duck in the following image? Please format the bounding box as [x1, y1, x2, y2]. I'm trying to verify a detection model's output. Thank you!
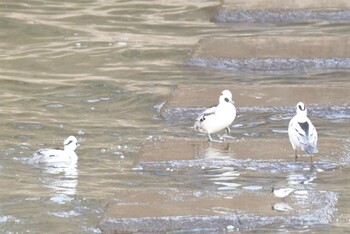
[194, 90, 236, 142]
[30, 135, 79, 164]
[288, 102, 318, 161]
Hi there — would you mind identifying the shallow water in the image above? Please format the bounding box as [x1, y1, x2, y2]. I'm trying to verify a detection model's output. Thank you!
[0, 0, 350, 233]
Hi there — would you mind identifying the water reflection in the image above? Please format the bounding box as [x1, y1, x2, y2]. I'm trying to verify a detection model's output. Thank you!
[31, 161, 78, 203]
[201, 142, 231, 158]
[190, 142, 240, 190]
[272, 202, 294, 212]
[287, 172, 317, 185]
[205, 167, 240, 190]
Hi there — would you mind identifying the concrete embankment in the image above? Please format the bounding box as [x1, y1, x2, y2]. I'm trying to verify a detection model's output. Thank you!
[212, 0, 350, 23]
[100, 0, 350, 232]
[187, 36, 350, 71]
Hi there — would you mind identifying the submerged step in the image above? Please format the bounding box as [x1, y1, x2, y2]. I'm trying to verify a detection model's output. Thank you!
[134, 138, 344, 170]
[99, 137, 343, 232]
[160, 84, 350, 140]
[100, 185, 337, 233]
[187, 36, 350, 71]
[165, 84, 350, 109]
[212, 0, 350, 23]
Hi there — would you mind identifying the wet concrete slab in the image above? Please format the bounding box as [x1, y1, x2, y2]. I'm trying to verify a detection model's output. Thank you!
[212, 0, 350, 22]
[134, 137, 345, 173]
[100, 181, 338, 233]
[101, 82, 349, 233]
[137, 137, 343, 162]
[100, 128, 346, 233]
[165, 84, 350, 109]
[103, 189, 276, 218]
[100, 186, 337, 233]
[186, 36, 350, 71]
[99, 135, 344, 232]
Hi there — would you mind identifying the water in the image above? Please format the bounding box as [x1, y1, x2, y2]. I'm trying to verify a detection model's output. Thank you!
[0, 0, 350, 233]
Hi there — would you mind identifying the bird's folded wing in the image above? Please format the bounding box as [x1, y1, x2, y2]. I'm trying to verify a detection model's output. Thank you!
[196, 106, 216, 121]
[202, 106, 216, 116]
[290, 122, 309, 146]
[308, 124, 318, 144]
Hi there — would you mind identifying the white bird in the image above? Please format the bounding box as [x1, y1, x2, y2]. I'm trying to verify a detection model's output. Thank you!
[30, 136, 79, 164]
[194, 90, 236, 142]
[271, 187, 295, 199]
[288, 102, 318, 161]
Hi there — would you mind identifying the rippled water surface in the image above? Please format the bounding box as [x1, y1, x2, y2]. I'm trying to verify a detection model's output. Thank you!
[1, 0, 350, 233]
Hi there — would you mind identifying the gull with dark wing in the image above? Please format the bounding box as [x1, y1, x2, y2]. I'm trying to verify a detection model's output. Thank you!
[194, 90, 236, 142]
[288, 102, 318, 161]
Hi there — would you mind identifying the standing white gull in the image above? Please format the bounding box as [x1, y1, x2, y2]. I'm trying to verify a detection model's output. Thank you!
[194, 90, 236, 142]
[288, 102, 318, 161]
[30, 135, 79, 164]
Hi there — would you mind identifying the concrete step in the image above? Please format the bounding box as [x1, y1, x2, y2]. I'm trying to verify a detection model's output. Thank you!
[101, 188, 276, 220]
[100, 79, 349, 232]
[161, 84, 350, 141]
[212, 0, 350, 23]
[135, 137, 344, 170]
[100, 187, 337, 233]
[186, 36, 350, 71]
[99, 135, 343, 233]
[165, 84, 350, 109]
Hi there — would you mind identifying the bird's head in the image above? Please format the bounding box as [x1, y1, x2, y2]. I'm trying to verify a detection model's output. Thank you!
[219, 90, 234, 105]
[296, 102, 307, 116]
[63, 135, 79, 152]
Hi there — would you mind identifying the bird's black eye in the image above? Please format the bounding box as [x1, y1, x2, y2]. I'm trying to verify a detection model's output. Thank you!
[224, 98, 229, 102]
[298, 105, 304, 111]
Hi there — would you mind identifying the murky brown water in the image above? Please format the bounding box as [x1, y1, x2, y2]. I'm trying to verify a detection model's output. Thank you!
[0, 0, 350, 233]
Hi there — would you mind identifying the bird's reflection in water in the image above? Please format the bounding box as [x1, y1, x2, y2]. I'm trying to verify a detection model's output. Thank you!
[287, 162, 318, 188]
[204, 143, 230, 158]
[34, 161, 78, 202]
[272, 202, 294, 212]
[194, 142, 239, 190]
[193, 141, 231, 159]
[205, 166, 240, 190]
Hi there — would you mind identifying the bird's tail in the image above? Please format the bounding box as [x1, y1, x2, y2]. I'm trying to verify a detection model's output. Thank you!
[305, 144, 318, 155]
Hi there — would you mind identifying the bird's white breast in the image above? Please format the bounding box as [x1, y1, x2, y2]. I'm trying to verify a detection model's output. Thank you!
[201, 103, 236, 133]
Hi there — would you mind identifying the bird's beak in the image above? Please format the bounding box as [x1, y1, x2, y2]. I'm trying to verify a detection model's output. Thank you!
[76, 143, 81, 148]
[230, 100, 234, 105]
